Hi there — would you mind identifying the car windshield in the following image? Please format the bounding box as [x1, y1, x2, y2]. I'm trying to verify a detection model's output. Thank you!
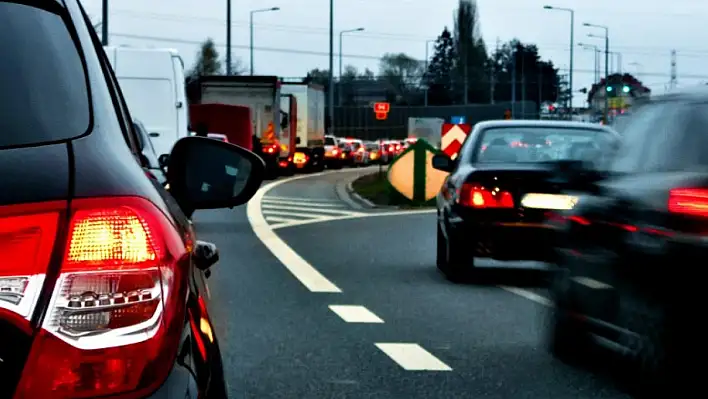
[471, 126, 616, 167]
[325, 137, 336, 145]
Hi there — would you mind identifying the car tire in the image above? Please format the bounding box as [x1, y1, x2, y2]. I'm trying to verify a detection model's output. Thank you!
[437, 221, 473, 282]
[547, 270, 592, 365]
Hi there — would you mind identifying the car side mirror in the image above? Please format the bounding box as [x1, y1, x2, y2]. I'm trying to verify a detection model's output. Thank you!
[158, 154, 170, 169]
[166, 137, 265, 215]
[295, 137, 301, 145]
[280, 115, 289, 130]
[432, 153, 455, 172]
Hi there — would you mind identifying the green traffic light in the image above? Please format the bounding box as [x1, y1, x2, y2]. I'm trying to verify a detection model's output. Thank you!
[606, 86, 613, 92]
[622, 85, 630, 93]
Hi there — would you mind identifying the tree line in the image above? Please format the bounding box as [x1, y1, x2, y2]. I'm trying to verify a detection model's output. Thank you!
[188, 0, 564, 107]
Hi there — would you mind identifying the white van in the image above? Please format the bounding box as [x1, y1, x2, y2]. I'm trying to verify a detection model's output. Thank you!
[103, 46, 188, 157]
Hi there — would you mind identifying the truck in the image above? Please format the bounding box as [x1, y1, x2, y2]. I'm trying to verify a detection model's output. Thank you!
[188, 75, 295, 177]
[189, 104, 253, 149]
[104, 46, 189, 158]
[280, 81, 326, 171]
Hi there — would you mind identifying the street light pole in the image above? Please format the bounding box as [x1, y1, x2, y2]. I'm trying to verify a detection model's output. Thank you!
[101, 0, 108, 45]
[585, 23, 610, 122]
[578, 43, 600, 83]
[328, 0, 334, 135]
[543, 6, 575, 112]
[338, 28, 364, 105]
[226, 0, 231, 75]
[250, 7, 280, 75]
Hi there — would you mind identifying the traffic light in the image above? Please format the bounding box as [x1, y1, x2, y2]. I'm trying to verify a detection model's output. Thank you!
[504, 109, 512, 120]
[622, 85, 630, 93]
[606, 86, 613, 92]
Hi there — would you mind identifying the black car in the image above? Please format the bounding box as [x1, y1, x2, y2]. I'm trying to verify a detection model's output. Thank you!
[547, 89, 708, 396]
[1, 1, 264, 398]
[432, 120, 619, 281]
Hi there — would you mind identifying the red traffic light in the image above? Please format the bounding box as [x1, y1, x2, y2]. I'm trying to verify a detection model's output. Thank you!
[373, 102, 390, 113]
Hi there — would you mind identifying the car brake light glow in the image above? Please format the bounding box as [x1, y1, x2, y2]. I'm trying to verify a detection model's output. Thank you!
[458, 183, 514, 208]
[13, 197, 189, 399]
[668, 188, 708, 217]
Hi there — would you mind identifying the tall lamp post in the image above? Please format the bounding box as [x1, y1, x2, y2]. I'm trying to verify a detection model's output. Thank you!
[543, 5, 574, 112]
[578, 43, 600, 82]
[250, 7, 280, 75]
[328, 0, 334, 135]
[584, 23, 609, 122]
[338, 27, 364, 105]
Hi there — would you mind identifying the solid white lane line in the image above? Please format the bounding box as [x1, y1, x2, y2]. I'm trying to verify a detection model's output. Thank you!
[264, 216, 297, 223]
[246, 171, 342, 293]
[328, 305, 384, 323]
[375, 343, 452, 371]
[264, 195, 342, 203]
[261, 204, 364, 215]
[499, 286, 553, 307]
[262, 199, 346, 208]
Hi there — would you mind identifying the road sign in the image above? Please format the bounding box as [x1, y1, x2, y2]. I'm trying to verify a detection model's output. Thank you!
[373, 102, 390, 113]
[451, 116, 466, 124]
[387, 139, 448, 203]
[441, 123, 470, 159]
[375, 112, 388, 120]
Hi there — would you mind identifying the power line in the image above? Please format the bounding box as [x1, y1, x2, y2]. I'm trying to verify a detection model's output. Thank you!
[112, 32, 708, 79]
[105, 9, 708, 57]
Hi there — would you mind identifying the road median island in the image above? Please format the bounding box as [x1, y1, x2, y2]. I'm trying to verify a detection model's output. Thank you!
[351, 171, 435, 209]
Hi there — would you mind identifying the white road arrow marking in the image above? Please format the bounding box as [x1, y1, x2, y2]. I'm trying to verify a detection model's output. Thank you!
[441, 125, 467, 150]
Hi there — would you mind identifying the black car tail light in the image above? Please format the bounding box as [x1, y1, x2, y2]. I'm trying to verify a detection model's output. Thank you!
[669, 188, 708, 218]
[458, 183, 514, 208]
[13, 197, 189, 399]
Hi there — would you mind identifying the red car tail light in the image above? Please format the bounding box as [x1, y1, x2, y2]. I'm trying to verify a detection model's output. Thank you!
[458, 183, 514, 208]
[14, 197, 189, 399]
[668, 188, 708, 217]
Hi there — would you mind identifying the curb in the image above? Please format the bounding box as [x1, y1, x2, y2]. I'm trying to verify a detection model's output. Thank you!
[336, 169, 402, 210]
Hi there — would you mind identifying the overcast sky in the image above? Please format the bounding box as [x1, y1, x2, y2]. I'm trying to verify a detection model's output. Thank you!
[81, 0, 708, 105]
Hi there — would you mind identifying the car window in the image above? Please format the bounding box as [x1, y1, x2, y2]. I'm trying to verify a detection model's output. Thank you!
[325, 137, 336, 145]
[666, 103, 708, 169]
[467, 126, 617, 168]
[608, 103, 671, 174]
[0, 2, 90, 148]
[641, 103, 687, 172]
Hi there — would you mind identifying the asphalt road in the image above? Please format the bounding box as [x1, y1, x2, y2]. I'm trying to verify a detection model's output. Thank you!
[192, 168, 632, 399]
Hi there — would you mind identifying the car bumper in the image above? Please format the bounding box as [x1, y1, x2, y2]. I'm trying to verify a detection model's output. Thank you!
[448, 217, 557, 262]
[144, 361, 200, 399]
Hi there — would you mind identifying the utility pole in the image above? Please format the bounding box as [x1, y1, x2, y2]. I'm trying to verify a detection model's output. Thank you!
[101, 0, 108, 46]
[511, 44, 517, 118]
[328, 0, 335, 135]
[463, 43, 469, 105]
[226, 0, 231, 75]
[670, 49, 677, 90]
[538, 70, 543, 110]
[521, 51, 526, 118]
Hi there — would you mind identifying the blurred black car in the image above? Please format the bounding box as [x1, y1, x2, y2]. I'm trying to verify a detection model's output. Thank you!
[0, 0, 265, 397]
[547, 88, 708, 396]
[432, 120, 619, 281]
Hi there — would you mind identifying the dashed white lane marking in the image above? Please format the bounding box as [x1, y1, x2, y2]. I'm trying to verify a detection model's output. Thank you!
[329, 305, 384, 323]
[246, 171, 342, 293]
[572, 276, 613, 289]
[264, 195, 342, 203]
[375, 343, 453, 371]
[262, 204, 361, 215]
[499, 286, 553, 307]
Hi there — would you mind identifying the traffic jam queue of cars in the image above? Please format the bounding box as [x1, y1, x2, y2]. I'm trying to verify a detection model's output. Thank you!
[324, 135, 406, 168]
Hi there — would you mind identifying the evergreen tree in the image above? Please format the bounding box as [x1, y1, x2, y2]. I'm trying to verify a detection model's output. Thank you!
[189, 38, 222, 77]
[454, 0, 488, 103]
[424, 27, 457, 105]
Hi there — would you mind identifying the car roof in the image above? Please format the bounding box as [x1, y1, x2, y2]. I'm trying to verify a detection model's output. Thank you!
[473, 119, 615, 132]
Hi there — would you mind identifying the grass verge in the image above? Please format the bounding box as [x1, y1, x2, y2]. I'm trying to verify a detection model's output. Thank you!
[351, 171, 435, 208]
